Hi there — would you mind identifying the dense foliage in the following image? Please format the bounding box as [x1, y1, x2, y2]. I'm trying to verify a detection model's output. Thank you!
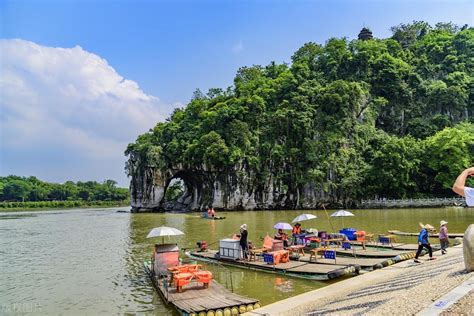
[126, 22, 474, 204]
[0, 200, 128, 210]
[0, 176, 129, 203]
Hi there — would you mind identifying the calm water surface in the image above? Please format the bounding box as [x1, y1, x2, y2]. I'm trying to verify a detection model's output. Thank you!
[0, 207, 472, 315]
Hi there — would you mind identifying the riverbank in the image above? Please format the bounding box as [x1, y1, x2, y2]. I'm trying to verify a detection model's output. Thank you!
[246, 245, 472, 315]
[0, 200, 129, 211]
[359, 197, 466, 209]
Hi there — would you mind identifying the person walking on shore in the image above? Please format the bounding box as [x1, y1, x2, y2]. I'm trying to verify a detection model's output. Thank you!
[414, 223, 436, 263]
[439, 220, 449, 254]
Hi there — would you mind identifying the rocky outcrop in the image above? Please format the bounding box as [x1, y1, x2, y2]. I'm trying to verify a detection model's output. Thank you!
[129, 163, 329, 212]
[463, 224, 474, 272]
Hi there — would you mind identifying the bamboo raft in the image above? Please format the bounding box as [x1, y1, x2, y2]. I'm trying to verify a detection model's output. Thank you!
[333, 247, 415, 258]
[144, 261, 259, 315]
[202, 216, 226, 220]
[294, 253, 398, 270]
[187, 250, 360, 280]
[388, 230, 464, 238]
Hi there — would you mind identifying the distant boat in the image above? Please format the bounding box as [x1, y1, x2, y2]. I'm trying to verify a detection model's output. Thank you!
[201, 214, 226, 220]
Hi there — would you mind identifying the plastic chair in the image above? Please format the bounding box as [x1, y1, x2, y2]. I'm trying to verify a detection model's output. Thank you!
[169, 264, 201, 274]
[324, 250, 337, 264]
[249, 235, 273, 261]
[355, 231, 367, 250]
[377, 235, 393, 250]
[280, 250, 290, 263]
[309, 246, 326, 262]
[174, 272, 194, 292]
[342, 241, 357, 257]
[193, 271, 213, 288]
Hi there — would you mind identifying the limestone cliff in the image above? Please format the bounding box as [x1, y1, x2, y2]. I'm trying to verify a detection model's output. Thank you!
[129, 162, 328, 212]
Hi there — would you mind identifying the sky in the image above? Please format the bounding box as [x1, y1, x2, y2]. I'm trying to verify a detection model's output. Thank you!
[0, 0, 473, 187]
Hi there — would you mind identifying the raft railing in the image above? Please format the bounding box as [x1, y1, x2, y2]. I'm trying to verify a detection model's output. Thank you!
[149, 261, 171, 301]
[201, 259, 235, 293]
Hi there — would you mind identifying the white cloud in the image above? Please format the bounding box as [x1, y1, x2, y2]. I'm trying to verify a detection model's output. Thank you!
[232, 40, 244, 54]
[0, 39, 168, 185]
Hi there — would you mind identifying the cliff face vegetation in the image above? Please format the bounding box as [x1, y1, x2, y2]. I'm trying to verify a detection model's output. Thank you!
[126, 22, 474, 212]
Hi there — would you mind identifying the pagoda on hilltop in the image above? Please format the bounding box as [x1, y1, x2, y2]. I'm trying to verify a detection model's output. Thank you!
[358, 27, 373, 40]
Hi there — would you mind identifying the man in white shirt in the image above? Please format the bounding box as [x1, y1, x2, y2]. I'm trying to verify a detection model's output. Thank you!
[452, 167, 474, 272]
[452, 167, 474, 206]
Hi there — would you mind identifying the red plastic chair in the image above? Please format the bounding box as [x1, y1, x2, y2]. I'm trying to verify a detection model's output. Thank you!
[174, 272, 194, 292]
[193, 270, 213, 288]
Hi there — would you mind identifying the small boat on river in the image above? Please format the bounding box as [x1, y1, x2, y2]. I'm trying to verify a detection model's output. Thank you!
[201, 215, 226, 220]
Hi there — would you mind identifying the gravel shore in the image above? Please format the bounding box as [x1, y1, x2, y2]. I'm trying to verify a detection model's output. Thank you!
[440, 290, 474, 316]
[307, 254, 470, 315]
[247, 246, 473, 316]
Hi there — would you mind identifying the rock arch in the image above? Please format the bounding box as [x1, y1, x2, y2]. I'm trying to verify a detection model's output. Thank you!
[130, 168, 215, 212]
[161, 170, 212, 212]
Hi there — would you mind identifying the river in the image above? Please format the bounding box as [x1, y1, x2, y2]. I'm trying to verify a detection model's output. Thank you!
[0, 207, 472, 315]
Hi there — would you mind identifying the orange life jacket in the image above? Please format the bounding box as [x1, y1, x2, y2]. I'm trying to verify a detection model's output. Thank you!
[292, 226, 301, 234]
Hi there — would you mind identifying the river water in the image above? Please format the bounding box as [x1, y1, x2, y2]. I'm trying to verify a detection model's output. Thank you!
[0, 207, 472, 315]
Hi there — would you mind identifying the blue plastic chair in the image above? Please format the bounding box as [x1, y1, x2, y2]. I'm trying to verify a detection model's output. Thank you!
[324, 250, 337, 264]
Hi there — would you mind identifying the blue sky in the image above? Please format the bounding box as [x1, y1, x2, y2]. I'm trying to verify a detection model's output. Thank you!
[1, 0, 473, 187]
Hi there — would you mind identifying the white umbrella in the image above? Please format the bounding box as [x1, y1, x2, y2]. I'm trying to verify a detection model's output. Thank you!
[273, 222, 293, 230]
[147, 226, 184, 243]
[330, 210, 355, 228]
[330, 210, 355, 217]
[292, 214, 317, 223]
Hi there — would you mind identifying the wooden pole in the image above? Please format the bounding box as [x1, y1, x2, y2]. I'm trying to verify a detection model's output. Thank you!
[322, 204, 335, 232]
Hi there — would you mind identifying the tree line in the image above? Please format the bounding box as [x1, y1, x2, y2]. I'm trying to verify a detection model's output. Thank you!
[126, 21, 473, 205]
[0, 175, 129, 203]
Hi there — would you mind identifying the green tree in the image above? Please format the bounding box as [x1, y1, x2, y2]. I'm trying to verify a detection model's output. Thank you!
[423, 123, 474, 192]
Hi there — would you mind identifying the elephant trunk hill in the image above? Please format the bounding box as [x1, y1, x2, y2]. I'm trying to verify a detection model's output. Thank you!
[126, 22, 474, 212]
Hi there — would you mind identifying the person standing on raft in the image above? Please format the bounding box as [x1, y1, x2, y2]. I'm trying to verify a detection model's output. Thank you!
[292, 223, 302, 245]
[239, 224, 249, 260]
[414, 223, 436, 263]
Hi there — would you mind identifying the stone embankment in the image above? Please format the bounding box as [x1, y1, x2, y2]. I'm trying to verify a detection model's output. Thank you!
[246, 245, 473, 315]
[359, 197, 466, 209]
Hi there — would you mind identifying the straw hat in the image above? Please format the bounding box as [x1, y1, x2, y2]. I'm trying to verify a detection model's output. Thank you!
[440, 220, 448, 226]
[419, 222, 435, 231]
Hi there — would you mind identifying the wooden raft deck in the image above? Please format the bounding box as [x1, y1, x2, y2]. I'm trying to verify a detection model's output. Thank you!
[296, 254, 387, 269]
[333, 247, 410, 258]
[145, 263, 258, 315]
[189, 251, 360, 280]
[350, 241, 442, 251]
[159, 280, 257, 313]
